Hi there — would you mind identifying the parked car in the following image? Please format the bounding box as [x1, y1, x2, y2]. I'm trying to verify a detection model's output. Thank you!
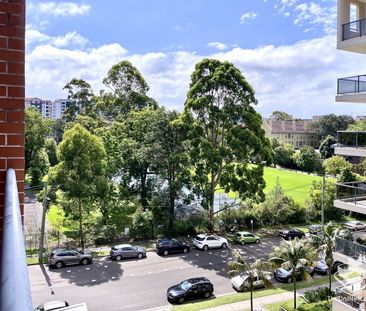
[34, 301, 69, 311]
[110, 244, 146, 260]
[49, 249, 92, 269]
[192, 234, 228, 251]
[166, 277, 214, 304]
[313, 260, 348, 275]
[274, 267, 305, 283]
[231, 270, 271, 292]
[308, 224, 322, 235]
[343, 221, 366, 231]
[233, 231, 260, 245]
[278, 228, 305, 240]
[156, 238, 190, 256]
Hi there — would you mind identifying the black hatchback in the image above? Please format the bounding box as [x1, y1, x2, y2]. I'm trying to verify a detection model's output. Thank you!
[167, 277, 214, 304]
[156, 238, 190, 256]
[278, 228, 305, 240]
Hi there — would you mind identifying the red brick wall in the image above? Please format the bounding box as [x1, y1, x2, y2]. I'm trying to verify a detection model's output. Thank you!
[0, 0, 25, 243]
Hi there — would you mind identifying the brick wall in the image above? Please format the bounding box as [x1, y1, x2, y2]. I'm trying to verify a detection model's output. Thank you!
[0, 0, 25, 243]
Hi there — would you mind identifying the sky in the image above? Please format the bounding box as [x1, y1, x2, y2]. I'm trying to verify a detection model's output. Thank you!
[25, 0, 366, 118]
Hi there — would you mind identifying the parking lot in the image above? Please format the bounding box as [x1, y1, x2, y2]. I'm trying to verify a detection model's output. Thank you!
[30, 236, 282, 311]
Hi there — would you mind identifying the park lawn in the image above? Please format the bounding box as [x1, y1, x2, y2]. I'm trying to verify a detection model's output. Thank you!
[217, 167, 335, 204]
[172, 272, 358, 311]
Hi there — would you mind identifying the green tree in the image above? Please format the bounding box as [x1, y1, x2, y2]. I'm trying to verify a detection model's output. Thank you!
[311, 114, 354, 139]
[49, 124, 108, 249]
[319, 135, 337, 159]
[25, 107, 50, 174]
[183, 59, 272, 223]
[155, 110, 191, 231]
[273, 143, 296, 168]
[306, 181, 344, 221]
[269, 110, 293, 121]
[47, 204, 67, 246]
[63, 78, 95, 122]
[29, 149, 49, 186]
[270, 239, 316, 310]
[103, 108, 164, 209]
[311, 222, 338, 292]
[45, 138, 58, 167]
[293, 145, 321, 172]
[228, 251, 271, 311]
[323, 156, 352, 177]
[347, 119, 366, 131]
[99, 61, 157, 120]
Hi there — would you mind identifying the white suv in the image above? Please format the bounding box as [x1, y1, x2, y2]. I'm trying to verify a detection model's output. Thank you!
[192, 234, 228, 251]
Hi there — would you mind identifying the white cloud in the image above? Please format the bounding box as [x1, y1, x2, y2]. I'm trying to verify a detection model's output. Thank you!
[207, 42, 228, 51]
[26, 27, 88, 49]
[29, 1, 91, 17]
[25, 33, 366, 117]
[240, 11, 258, 24]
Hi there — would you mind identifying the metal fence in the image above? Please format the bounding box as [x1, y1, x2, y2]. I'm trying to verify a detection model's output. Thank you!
[0, 169, 33, 311]
[337, 75, 366, 95]
[335, 237, 366, 262]
[335, 182, 366, 207]
[336, 131, 366, 149]
[343, 18, 366, 40]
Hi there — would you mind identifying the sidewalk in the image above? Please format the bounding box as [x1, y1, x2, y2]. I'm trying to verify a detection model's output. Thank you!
[195, 277, 360, 311]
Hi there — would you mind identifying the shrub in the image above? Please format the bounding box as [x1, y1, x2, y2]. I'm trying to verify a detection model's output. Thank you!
[298, 300, 331, 311]
[303, 287, 334, 303]
[130, 208, 154, 240]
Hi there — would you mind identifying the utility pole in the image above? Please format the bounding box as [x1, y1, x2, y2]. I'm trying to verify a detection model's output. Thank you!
[38, 183, 48, 264]
[321, 175, 325, 225]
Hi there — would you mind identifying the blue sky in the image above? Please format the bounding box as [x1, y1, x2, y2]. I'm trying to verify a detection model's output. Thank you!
[25, 0, 366, 118]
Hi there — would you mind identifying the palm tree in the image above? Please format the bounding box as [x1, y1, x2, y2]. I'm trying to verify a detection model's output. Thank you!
[269, 238, 316, 310]
[311, 222, 338, 292]
[228, 250, 272, 311]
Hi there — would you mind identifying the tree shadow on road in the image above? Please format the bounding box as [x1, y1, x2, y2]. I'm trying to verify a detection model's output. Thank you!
[48, 258, 124, 287]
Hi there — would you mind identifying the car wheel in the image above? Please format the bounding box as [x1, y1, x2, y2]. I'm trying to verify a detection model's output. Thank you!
[116, 255, 122, 261]
[287, 278, 292, 283]
[255, 239, 260, 244]
[81, 258, 89, 265]
[55, 261, 64, 269]
[204, 292, 211, 299]
[178, 297, 185, 304]
[183, 248, 188, 253]
[137, 253, 143, 259]
[241, 240, 245, 246]
[163, 250, 169, 256]
[203, 245, 209, 251]
[221, 243, 227, 249]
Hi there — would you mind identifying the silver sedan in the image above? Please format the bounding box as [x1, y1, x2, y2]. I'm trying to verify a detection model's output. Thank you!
[110, 244, 146, 260]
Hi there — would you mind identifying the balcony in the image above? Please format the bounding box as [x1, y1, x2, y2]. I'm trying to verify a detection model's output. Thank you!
[336, 75, 366, 103]
[334, 182, 366, 214]
[338, 16, 366, 54]
[333, 279, 366, 311]
[334, 131, 366, 158]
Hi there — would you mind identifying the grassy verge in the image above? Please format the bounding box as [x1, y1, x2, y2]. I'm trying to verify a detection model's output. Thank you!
[172, 272, 359, 311]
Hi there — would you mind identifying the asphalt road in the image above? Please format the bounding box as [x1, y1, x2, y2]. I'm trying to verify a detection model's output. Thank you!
[29, 237, 282, 311]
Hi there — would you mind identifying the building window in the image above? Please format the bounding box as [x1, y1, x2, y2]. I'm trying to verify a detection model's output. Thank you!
[350, 3, 359, 22]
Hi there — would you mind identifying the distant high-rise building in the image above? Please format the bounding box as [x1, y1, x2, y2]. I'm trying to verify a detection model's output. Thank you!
[25, 97, 70, 119]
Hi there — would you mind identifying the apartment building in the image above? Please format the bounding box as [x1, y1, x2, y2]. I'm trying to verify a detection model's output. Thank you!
[262, 118, 320, 149]
[25, 97, 69, 119]
[333, 1, 366, 310]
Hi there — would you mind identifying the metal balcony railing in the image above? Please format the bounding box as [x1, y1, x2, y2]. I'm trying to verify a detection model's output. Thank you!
[335, 279, 365, 310]
[335, 182, 366, 207]
[337, 75, 366, 95]
[336, 131, 366, 149]
[0, 169, 33, 311]
[343, 18, 366, 40]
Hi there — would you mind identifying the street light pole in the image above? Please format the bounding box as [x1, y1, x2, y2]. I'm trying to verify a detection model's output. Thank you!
[321, 175, 325, 225]
[38, 183, 48, 264]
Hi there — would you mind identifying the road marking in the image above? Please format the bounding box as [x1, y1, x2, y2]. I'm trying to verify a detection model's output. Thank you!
[92, 279, 96, 282]
[209, 252, 212, 254]
[85, 267, 90, 270]
[222, 260, 227, 263]
[111, 276, 116, 279]
[67, 270, 71, 273]
[209, 262, 213, 265]
[104, 266, 108, 268]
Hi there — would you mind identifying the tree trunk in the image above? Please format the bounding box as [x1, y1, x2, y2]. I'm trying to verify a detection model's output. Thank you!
[78, 198, 85, 250]
[141, 170, 148, 210]
[250, 279, 254, 311]
[169, 190, 175, 232]
[293, 275, 297, 310]
[209, 179, 215, 229]
[329, 269, 332, 293]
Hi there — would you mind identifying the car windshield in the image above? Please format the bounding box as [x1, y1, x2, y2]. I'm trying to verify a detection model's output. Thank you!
[195, 235, 205, 241]
[180, 280, 192, 291]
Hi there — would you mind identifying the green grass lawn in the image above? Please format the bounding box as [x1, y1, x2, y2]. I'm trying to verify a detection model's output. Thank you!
[172, 272, 359, 311]
[218, 166, 335, 204]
